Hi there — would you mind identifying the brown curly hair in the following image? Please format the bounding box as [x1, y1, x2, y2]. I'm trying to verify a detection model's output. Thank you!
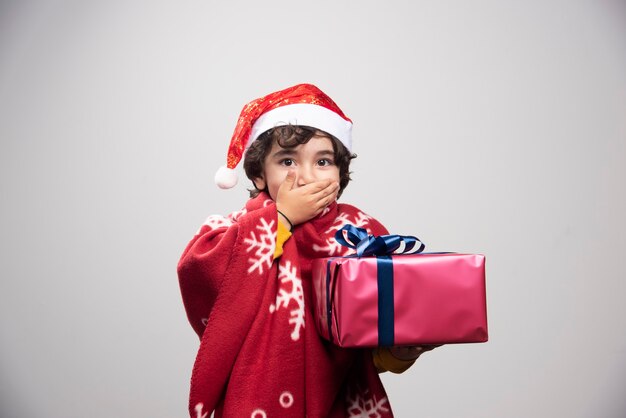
[243, 125, 356, 198]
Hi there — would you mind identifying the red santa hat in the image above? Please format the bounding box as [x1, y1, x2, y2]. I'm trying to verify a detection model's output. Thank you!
[214, 83, 353, 189]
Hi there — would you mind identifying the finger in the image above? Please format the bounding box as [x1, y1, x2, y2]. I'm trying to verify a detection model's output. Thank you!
[326, 189, 339, 205]
[310, 181, 339, 199]
[313, 196, 335, 213]
[308, 190, 336, 211]
[300, 178, 333, 193]
[403, 346, 423, 356]
[421, 344, 442, 351]
[390, 346, 420, 361]
[317, 194, 339, 215]
[279, 170, 296, 191]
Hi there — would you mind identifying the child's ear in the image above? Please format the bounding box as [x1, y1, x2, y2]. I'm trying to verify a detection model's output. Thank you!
[252, 177, 266, 191]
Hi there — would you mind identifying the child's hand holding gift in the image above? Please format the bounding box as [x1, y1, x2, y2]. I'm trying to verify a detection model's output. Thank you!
[390, 345, 442, 361]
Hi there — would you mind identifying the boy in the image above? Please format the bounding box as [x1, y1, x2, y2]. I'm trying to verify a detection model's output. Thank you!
[178, 84, 430, 418]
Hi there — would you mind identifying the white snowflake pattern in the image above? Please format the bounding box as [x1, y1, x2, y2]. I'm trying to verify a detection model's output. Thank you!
[194, 403, 208, 418]
[244, 217, 276, 274]
[325, 212, 353, 235]
[352, 211, 374, 229]
[312, 211, 373, 256]
[346, 390, 390, 418]
[195, 207, 249, 235]
[228, 208, 248, 222]
[196, 214, 233, 235]
[270, 261, 305, 341]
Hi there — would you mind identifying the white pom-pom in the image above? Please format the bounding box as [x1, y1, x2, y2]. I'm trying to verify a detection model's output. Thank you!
[215, 166, 238, 189]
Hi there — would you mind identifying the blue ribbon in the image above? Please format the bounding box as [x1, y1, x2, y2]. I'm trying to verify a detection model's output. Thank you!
[377, 255, 394, 346]
[332, 225, 426, 346]
[334, 225, 425, 257]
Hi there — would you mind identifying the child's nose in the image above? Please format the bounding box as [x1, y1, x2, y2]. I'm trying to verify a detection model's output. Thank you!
[296, 166, 315, 186]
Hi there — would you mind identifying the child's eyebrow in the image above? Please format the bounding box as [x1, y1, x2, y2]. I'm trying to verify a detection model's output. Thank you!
[270, 149, 297, 159]
[316, 150, 334, 157]
[269, 148, 335, 159]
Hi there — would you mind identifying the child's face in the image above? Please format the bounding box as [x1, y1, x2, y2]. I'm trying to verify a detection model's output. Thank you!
[253, 135, 340, 201]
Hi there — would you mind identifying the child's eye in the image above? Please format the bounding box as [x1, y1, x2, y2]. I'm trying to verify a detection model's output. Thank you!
[317, 158, 334, 167]
[280, 159, 294, 166]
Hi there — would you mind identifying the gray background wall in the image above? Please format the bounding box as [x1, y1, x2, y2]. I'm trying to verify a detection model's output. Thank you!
[1, 1, 625, 417]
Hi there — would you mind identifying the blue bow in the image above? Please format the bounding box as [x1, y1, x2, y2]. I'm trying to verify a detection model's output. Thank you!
[334, 224, 425, 257]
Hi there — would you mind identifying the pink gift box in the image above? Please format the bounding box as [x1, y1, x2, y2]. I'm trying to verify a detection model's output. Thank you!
[311, 253, 488, 347]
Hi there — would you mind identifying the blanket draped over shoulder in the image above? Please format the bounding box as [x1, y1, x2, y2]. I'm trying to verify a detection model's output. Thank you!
[178, 193, 394, 418]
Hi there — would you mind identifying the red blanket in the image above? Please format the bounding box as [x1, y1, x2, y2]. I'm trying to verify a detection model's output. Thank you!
[178, 193, 393, 417]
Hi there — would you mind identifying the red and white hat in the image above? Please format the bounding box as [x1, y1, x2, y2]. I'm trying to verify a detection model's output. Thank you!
[214, 83, 353, 189]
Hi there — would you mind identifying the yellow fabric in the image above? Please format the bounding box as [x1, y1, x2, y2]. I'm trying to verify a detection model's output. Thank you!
[372, 348, 415, 374]
[273, 218, 292, 258]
